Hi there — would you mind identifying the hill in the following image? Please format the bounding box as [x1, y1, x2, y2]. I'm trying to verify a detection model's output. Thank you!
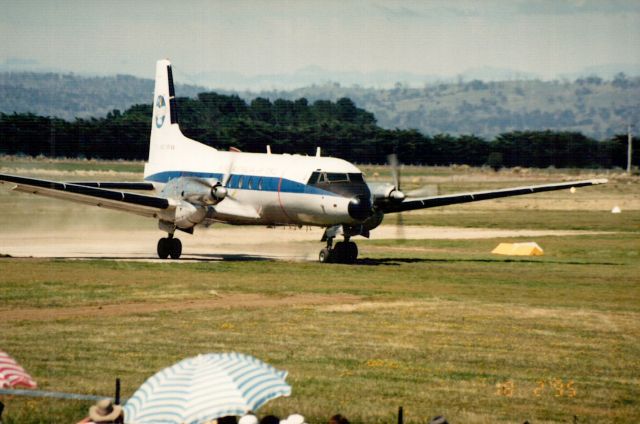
[0, 72, 205, 121]
[249, 74, 640, 140]
[0, 71, 639, 140]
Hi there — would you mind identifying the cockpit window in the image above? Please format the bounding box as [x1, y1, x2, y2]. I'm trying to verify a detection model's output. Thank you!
[308, 172, 321, 184]
[348, 173, 365, 183]
[308, 172, 365, 184]
[326, 173, 349, 182]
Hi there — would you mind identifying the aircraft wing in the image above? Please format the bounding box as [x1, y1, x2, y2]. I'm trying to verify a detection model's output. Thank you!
[67, 181, 156, 190]
[380, 178, 608, 214]
[0, 174, 170, 218]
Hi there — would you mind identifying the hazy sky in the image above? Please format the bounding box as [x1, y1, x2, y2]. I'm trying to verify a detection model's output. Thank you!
[1, 0, 639, 82]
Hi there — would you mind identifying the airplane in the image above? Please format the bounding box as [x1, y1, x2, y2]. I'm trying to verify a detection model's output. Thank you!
[0, 59, 608, 263]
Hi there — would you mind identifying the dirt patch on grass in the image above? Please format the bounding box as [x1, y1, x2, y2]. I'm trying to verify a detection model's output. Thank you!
[0, 293, 361, 322]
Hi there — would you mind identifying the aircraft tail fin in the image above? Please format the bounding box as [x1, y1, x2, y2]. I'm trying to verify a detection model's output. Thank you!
[150, 59, 180, 141]
[145, 59, 215, 179]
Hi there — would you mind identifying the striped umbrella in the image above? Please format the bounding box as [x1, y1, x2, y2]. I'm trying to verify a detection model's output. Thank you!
[0, 350, 37, 389]
[124, 352, 291, 424]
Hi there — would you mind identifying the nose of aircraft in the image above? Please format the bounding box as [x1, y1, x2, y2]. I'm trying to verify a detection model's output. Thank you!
[348, 195, 373, 221]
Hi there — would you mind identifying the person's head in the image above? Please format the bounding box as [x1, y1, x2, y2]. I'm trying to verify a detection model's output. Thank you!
[328, 414, 350, 424]
[218, 416, 238, 424]
[239, 414, 259, 424]
[280, 414, 306, 424]
[259, 415, 280, 424]
[89, 399, 123, 423]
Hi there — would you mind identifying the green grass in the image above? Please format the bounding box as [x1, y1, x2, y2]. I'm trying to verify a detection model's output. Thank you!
[1, 158, 639, 423]
[1, 234, 639, 424]
[0, 156, 144, 173]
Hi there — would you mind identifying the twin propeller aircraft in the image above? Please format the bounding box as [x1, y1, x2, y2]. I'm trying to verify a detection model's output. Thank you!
[0, 60, 607, 263]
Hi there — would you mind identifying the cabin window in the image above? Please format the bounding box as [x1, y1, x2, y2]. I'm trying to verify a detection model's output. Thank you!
[247, 177, 253, 189]
[258, 178, 263, 190]
[238, 176, 244, 189]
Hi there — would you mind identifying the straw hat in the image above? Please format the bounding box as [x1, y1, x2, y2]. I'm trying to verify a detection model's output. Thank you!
[89, 399, 123, 422]
[239, 414, 259, 424]
[280, 414, 306, 424]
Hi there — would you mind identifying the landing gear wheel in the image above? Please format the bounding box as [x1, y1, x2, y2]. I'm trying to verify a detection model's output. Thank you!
[345, 241, 358, 264]
[319, 242, 358, 264]
[169, 238, 182, 259]
[333, 242, 347, 263]
[157, 237, 170, 259]
[319, 248, 332, 263]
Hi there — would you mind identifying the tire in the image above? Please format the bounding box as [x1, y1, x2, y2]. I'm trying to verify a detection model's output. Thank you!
[345, 241, 358, 264]
[169, 238, 182, 259]
[333, 242, 346, 263]
[319, 248, 331, 263]
[157, 238, 170, 259]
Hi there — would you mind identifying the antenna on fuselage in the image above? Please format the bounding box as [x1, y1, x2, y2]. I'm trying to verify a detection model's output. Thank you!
[266, 145, 271, 154]
[316, 147, 321, 157]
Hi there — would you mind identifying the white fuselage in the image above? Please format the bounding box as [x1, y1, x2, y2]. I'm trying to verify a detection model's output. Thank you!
[143, 132, 365, 227]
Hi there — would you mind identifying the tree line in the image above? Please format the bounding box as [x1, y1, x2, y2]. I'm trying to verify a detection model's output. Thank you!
[0, 92, 636, 169]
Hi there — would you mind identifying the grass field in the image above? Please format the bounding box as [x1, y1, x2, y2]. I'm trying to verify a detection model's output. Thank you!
[1, 157, 639, 423]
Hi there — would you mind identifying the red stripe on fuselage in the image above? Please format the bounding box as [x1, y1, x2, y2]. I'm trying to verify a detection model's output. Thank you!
[277, 177, 294, 223]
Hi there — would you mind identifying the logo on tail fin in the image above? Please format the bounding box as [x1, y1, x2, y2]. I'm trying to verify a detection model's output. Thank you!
[155, 95, 167, 128]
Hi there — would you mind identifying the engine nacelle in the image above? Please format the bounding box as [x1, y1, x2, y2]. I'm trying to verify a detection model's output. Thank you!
[183, 183, 227, 205]
[161, 177, 227, 205]
[174, 201, 207, 229]
[367, 182, 405, 202]
[362, 210, 384, 231]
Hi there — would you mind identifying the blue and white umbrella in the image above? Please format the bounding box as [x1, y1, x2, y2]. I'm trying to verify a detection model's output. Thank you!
[124, 352, 291, 424]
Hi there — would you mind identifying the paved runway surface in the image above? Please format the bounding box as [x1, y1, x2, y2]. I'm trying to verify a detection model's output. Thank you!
[0, 225, 609, 262]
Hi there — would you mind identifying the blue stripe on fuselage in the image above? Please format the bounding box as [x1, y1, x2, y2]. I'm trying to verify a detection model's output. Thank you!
[144, 171, 340, 197]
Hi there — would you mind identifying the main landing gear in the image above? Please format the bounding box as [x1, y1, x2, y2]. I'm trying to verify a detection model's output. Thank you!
[319, 236, 358, 264]
[157, 234, 182, 259]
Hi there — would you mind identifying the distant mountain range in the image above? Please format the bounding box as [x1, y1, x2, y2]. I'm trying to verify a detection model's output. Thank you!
[2, 57, 640, 90]
[138, 64, 640, 91]
[0, 72, 205, 121]
[1, 70, 638, 139]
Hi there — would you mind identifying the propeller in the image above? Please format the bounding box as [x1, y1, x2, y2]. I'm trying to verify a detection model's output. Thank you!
[387, 154, 406, 240]
[180, 177, 227, 204]
[386, 154, 406, 201]
[222, 150, 239, 198]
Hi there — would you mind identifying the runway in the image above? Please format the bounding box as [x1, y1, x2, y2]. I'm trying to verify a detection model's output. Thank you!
[0, 225, 610, 261]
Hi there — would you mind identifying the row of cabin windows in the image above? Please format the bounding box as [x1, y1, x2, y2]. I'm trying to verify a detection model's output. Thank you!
[226, 172, 366, 190]
[228, 175, 264, 190]
[307, 172, 365, 185]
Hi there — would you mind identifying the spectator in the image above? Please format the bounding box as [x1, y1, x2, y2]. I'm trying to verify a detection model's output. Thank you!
[328, 414, 350, 424]
[280, 414, 306, 424]
[76, 399, 123, 424]
[239, 414, 259, 424]
[260, 415, 280, 424]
